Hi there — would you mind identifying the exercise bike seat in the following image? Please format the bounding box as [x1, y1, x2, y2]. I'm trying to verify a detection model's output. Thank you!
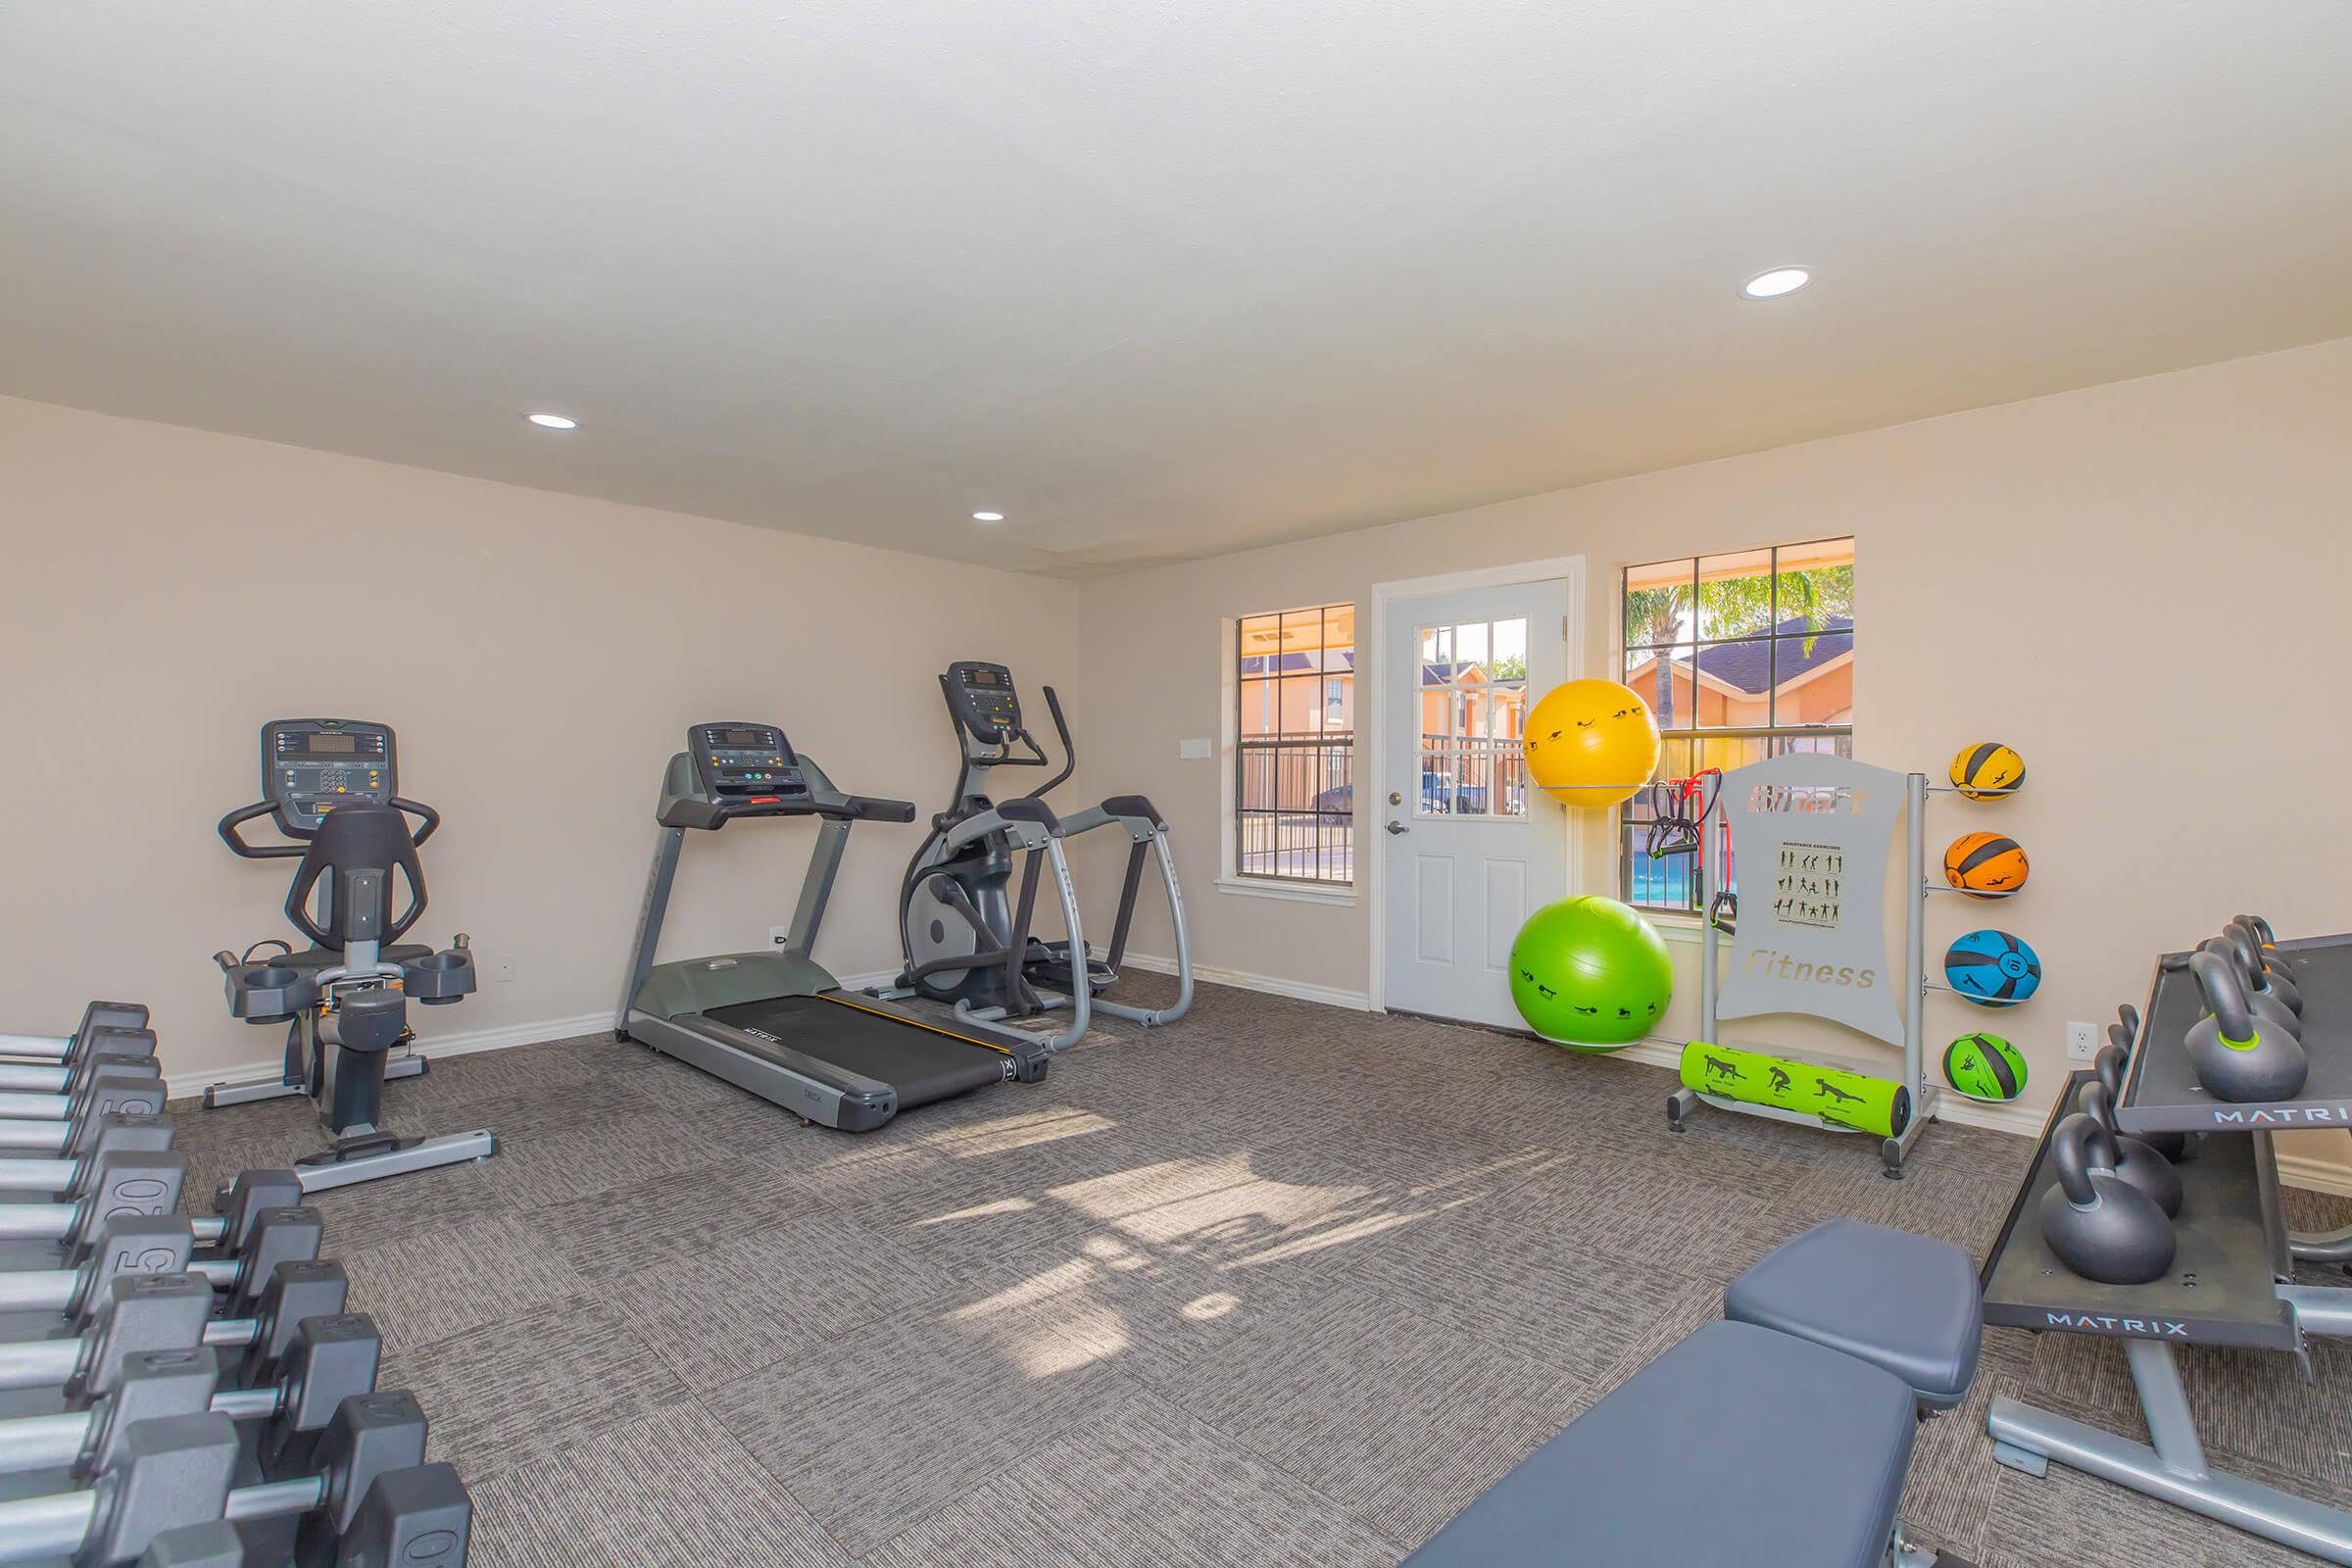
[1403, 1319, 1917, 1568]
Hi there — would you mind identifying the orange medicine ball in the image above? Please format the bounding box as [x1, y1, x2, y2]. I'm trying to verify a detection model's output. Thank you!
[1944, 832, 2029, 900]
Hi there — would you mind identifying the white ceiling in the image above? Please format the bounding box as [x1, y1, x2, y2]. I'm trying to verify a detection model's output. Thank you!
[4, 5, 2349, 577]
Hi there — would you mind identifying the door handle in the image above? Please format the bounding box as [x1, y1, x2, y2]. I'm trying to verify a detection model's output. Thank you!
[1386, 820, 1409, 836]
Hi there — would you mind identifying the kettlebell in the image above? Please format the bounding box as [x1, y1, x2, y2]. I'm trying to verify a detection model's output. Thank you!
[2039, 1112, 2177, 1285]
[2226, 919, 2303, 1015]
[2200, 938, 2301, 1039]
[2098, 1028, 2189, 1162]
[2079, 1080, 2182, 1216]
[2185, 949, 2308, 1102]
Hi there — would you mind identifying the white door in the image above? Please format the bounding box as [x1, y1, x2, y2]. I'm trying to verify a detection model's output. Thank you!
[1381, 579, 1571, 1027]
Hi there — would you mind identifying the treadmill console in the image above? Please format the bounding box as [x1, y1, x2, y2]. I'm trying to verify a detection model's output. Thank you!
[689, 723, 808, 803]
[261, 718, 395, 833]
[945, 662, 1024, 745]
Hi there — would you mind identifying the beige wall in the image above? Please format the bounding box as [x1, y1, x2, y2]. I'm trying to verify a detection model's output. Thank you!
[1066, 335, 2352, 1157]
[0, 395, 1081, 1082]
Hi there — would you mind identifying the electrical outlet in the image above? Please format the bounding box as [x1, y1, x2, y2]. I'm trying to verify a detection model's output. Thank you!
[492, 955, 516, 984]
[2065, 1020, 2098, 1060]
[771, 925, 792, 950]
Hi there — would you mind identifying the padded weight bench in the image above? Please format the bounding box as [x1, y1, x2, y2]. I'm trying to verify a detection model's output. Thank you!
[1405, 1220, 1980, 1568]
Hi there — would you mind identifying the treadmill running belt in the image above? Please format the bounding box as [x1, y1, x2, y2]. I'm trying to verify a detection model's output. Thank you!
[703, 994, 1009, 1107]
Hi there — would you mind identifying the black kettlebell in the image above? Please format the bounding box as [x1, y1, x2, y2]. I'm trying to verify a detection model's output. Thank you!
[2186, 949, 2308, 1102]
[2040, 1112, 2177, 1284]
[2098, 1028, 2190, 1162]
[2079, 1080, 2182, 1217]
[2200, 938, 2301, 1039]
[2226, 919, 2303, 1015]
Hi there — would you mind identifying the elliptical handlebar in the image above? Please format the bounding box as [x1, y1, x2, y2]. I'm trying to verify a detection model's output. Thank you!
[1020, 686, 1078, 803]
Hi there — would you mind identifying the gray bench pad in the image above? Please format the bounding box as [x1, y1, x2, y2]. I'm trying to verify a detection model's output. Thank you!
[1725, 1218, 1983, 1406]
[1402, 1319, 1917, 1568]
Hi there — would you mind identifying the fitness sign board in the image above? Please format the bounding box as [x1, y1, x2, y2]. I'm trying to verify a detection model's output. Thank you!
[1717, 752, 1906, 1048]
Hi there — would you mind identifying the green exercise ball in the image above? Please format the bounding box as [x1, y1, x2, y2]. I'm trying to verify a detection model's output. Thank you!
[1509, 895, 1673, 1049]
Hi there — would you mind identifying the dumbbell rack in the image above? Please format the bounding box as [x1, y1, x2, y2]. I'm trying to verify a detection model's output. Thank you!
[1978, 930, 2352, 1565]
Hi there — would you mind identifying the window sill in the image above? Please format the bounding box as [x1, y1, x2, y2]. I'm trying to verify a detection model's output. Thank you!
[1645, 913, 1713, 945]
[1215, 875, 1358, 907]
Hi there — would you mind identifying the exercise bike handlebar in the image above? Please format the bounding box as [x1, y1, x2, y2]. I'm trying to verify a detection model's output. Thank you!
[217, 798, 441, 857]
[217, 803, 304, 859]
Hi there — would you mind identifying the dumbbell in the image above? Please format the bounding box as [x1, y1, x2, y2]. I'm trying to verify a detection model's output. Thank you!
[0, 1394, 469, 1567]
[0, 1002, 149, 1065]
[0, 1071, 168, 1145]
[0, 1311, 381, 1480]
[0, 1262, 348, 1398]
[0, 1203, 321, 1324]
[0, 1026, 160, 1099]
[0, 1111, 176, 1198]
[0, 1149, 184, 1250]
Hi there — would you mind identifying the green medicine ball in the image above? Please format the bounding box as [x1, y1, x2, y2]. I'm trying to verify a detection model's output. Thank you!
[1509, 895, 1673, 1049]
[1943, 1032, 2028, 1101]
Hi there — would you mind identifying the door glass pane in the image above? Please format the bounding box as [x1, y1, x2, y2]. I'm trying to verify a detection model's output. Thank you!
[1412, 616, 1528, 818]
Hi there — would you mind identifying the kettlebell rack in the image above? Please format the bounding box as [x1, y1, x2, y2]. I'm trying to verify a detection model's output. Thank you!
[1979, 926, 2352, 1565]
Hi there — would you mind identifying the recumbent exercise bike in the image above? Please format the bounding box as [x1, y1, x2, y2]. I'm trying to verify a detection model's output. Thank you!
[206, 717, 495, 1195]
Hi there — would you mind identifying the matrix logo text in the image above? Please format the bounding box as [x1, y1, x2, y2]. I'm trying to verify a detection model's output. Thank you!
[2043, 1312, 2188, 1337]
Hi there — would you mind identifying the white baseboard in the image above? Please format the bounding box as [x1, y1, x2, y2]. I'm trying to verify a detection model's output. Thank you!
[1120, 953, 1374, 1013]
[169, 1011, 612, 1100]
[2276, 1149, 2352, 1200]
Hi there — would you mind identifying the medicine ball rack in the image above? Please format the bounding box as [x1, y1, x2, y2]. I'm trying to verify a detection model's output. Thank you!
[1664, 752, 2019, 1177]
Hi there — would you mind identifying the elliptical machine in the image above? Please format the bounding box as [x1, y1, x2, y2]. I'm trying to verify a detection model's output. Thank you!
[206, 717, 496, 1194]
[890, 662, 1193, 1047]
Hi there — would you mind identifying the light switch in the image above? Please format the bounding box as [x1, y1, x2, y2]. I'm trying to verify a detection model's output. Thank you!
[1179, 738, 1212, 760]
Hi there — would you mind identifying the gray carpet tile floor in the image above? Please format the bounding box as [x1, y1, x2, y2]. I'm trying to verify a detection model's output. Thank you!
[160, 975, 2352, 1566]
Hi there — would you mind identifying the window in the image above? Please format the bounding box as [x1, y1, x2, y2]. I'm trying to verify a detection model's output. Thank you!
[1619, 538, 1855, 913]
[1235, 603, 1354, 884]
[1416, 617, 1529, 818]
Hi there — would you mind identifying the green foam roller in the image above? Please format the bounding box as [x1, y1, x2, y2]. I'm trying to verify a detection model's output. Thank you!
[1679, 1041, 1911, 1138]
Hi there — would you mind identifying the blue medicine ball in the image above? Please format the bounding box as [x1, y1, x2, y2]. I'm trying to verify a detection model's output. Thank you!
[1944, 929, 2041, 1006]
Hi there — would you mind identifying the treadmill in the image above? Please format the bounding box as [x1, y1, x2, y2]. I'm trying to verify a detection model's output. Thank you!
[616, 721, 1049, 1131]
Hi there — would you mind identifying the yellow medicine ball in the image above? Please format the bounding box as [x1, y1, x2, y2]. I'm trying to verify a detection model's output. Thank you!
[1949, 742, 2026, 801]
[1524, 680, 1662, 808]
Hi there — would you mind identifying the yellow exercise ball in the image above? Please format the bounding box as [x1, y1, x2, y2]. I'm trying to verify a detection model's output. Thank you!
[1524, 679, 1662, 808]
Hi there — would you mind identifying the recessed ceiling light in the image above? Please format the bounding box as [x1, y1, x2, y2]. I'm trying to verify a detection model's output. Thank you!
[971, 511, 1005, 522]
[1740, 267, 1812, 300]
[525, 413, 578, 429]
